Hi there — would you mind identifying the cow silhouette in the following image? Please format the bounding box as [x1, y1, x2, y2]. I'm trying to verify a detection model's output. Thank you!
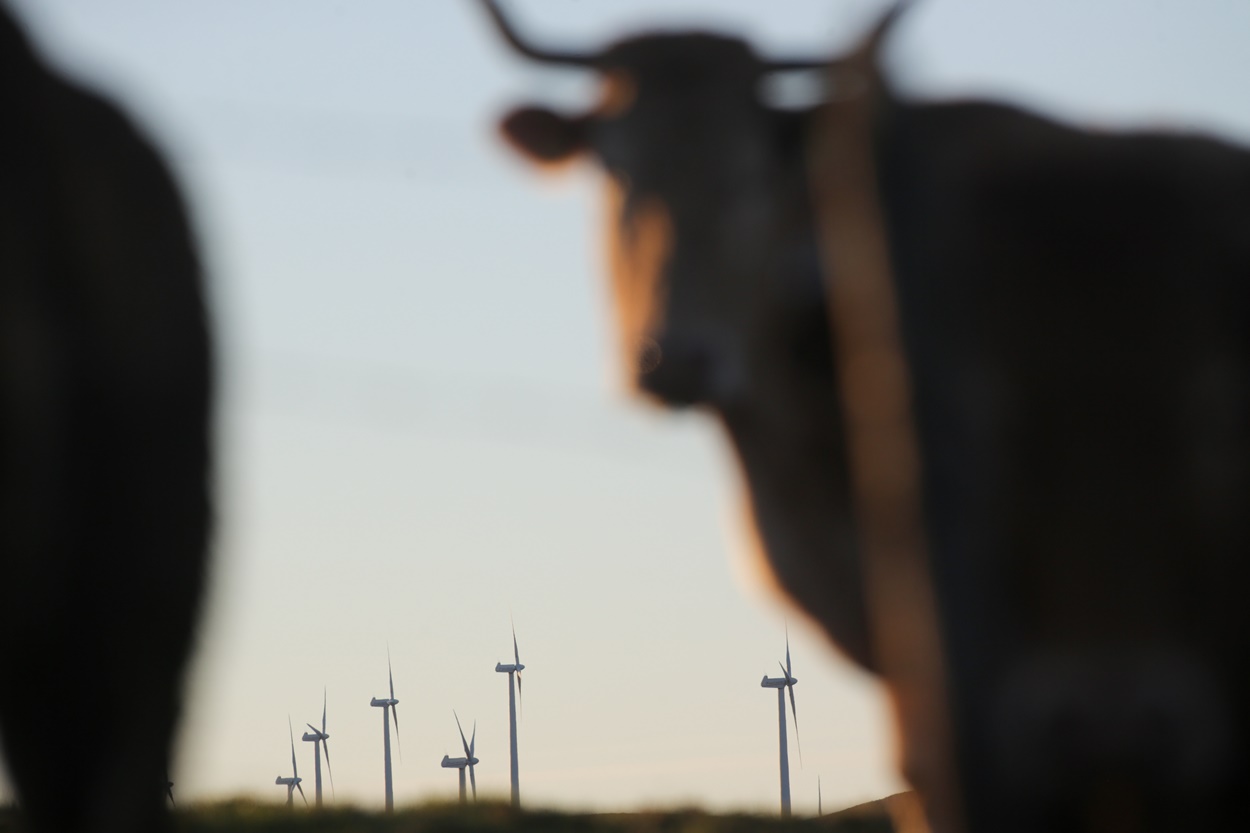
[0, 8, 212, 833]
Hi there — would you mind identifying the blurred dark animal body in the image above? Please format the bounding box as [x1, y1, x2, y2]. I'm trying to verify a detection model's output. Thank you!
[0, 8, 211, 833]
[485, 2, 1250, 831]
[840, 89, 1250, 833]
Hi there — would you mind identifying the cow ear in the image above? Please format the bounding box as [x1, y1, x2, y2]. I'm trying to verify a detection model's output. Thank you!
[499, 106, 587, 166]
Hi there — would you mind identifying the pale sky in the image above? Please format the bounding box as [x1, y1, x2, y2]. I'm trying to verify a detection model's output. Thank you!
[5, 0, 1249, 817]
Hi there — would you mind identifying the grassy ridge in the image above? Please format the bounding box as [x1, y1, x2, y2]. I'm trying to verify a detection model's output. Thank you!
[173, 798, 898, 833]
[0, 797, 898, 833]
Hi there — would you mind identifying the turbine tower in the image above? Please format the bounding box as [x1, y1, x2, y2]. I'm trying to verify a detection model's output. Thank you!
[760, 632, 800, 817]
[370, 651, 402, 812]
[494, 623, 525, 808]
[275, 717, 307, 808]
[301, 688, 334, 807]
[439, 711, 479, 805]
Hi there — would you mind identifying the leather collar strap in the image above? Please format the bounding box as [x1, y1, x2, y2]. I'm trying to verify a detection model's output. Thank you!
[807, 14, 964, 833]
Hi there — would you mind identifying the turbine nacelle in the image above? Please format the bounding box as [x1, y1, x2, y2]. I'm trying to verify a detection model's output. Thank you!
[304, 720, 329, 742]
[370, 697, 399, 707]
[495, 662, 523, 673]
[275, 775, 302, 786]
[761, 675, 797, 688]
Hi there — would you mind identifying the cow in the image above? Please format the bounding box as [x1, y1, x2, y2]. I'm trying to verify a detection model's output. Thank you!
[0, 7, 212, 833]
[482, 2, 1250, 832]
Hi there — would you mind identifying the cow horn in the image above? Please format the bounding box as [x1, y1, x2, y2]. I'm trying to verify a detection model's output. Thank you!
[480, 0, 599, 67]
[760, 0, 911, 73]
[846, 0, 911, 68]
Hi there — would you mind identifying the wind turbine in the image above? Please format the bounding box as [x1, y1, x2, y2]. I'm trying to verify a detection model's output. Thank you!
[760, 632, 801, 817]
[439, 711, 480, 805]
[370, 650, 402, 812]
[494, 623, 525, 808]
[275, 717, 307, 808]
[301, 688, 334, 807]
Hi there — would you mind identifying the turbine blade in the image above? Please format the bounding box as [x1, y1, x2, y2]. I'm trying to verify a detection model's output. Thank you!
[306, 723, 320, 736]
[785, 625, 792, 679]
[288, 716, 299, 778]
[818, 775, 823, 816]
[323, 739, 335, 798]
[469, 763, 477, 800]
[167, 782, 175, 806]
[455, 711, 471, 759]
[392, 704, 403, 761]
[787, 682, 803, 766]
[517, 670, 523, 720]
[297, 781, 307, 805]
[470, 721, 476, 758]
[513, 623, 521, 667]
[388, 649, 395, 701]
[322, 687, 328, 734]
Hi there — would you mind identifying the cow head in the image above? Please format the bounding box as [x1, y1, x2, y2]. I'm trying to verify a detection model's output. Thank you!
[485, 1, 838, 408]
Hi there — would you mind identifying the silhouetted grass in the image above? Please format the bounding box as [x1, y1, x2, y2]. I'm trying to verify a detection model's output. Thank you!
[0, 797, 897, 833]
